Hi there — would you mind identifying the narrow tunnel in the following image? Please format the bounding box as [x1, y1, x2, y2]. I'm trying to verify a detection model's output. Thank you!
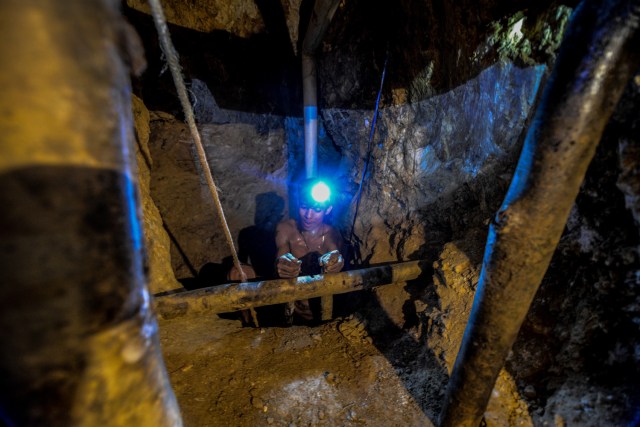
[1, 0, 640, 426]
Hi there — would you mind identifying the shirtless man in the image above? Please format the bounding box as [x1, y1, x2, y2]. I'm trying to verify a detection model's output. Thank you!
[276, 179, 344, 323]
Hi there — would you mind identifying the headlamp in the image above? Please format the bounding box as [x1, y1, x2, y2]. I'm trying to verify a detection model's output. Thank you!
[310, 181, 331, 204]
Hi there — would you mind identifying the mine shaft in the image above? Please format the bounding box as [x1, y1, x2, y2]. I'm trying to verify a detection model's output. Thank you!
[1, 0, 639, 426]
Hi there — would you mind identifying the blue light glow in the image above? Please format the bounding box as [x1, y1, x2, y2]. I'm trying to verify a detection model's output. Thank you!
[311, 181, 331, 203]
[304, 105, 318, 122]
[124, 174, 143, 253]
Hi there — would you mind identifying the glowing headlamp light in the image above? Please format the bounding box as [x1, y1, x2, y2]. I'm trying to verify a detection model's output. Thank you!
[310, 181, 331, 204]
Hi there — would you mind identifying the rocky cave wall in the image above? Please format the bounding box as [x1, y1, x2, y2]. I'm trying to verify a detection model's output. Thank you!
[126, 0, 640, 425]
[124, 0, 575, 281]
[145, 109, 288, 281]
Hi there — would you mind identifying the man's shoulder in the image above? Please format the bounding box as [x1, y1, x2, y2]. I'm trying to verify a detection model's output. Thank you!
[324, 223, 338, 232]
[276, 219, 297, 233]
[323, 224, 342, 244]
[322, 223, 339, 235]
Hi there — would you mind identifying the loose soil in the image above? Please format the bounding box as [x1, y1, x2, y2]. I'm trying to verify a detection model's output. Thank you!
[159, 312, 440, 427]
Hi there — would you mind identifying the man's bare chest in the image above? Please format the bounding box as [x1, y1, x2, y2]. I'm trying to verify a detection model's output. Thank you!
[289, 229, 325, 258]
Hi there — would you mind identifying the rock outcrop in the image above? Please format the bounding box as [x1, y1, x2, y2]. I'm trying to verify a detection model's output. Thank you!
[126, 0, 264, 37]
[132, 95, 182, 294]
[147, 113, 288, 280]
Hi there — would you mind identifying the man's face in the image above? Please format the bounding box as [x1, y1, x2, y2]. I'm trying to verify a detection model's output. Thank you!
[299, 203, 331, 232]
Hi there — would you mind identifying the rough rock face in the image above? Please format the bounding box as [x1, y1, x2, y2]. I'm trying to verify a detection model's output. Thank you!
[125, 0, 572, 115]
[615, 80, 640, 234]
[423, 232, 533, 426]
[318, 0, 572, 108]
[280, 0, 303, 55]
[132, 96, 182, 294]
[126, 0, 264, 37]
[147, 113, 288, 280]
[319, 61, 546, 266]
[344, 61, 543, 336]
[365, 79, 640, 426]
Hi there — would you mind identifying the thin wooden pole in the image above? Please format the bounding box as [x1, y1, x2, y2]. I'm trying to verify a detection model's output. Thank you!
[147, 0, 247, 283]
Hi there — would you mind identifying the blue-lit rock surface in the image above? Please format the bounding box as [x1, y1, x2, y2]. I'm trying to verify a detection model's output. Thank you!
[320, 61, 546, 263]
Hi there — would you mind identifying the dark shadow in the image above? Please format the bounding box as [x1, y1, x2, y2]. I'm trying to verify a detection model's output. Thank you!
[181, 259, 231, 291]
[401, 262, 435, 331]
[354, 258, 449, 423]
[123, 7, 301, 116]
[237, 192, 284, 278]
[162, 221, 198, 279]
[296, 0, 315, 54]
[235, 192, 287, 326]
[254, 0, 295, 59]
[188, 193, 286, 326]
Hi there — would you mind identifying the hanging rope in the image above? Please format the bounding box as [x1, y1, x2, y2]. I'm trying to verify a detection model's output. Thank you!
[147, 0, 247, 283]
[349, 52, 389, 246]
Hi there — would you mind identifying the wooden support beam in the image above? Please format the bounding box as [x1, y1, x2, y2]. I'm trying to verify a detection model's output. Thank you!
[154, 260, 429, 319]
[301, 0, 341, 178]
[301, 0, 341, 55]
[438, 1, 640, 426]
[0, 1, 182, 425]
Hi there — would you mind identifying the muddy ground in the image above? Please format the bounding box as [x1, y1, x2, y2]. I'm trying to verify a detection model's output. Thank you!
[159, 311, 442, 427]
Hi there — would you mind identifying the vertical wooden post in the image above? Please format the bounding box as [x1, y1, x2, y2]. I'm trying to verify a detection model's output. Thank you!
[0, 1, 182, 425]
[439, 1, 640, 426]
[301, 0, 341, 179]
[302, 53, 319, 178]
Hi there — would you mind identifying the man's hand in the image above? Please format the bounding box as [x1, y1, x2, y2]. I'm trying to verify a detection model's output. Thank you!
[277, 253, 302, 278]
[228, 264, 255, 282]
[320, 250, 344, 274]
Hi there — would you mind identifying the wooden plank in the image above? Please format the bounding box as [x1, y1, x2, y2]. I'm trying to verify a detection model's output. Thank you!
[154, 260, 429, 319]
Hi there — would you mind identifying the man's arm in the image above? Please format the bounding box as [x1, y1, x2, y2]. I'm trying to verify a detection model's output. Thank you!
[320, 226, 344, 273]
[323, 226, 343, 252]
[275, 221, 302, 278]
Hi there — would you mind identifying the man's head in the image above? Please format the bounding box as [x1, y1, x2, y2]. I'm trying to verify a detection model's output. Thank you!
[298, 179, 333, 232]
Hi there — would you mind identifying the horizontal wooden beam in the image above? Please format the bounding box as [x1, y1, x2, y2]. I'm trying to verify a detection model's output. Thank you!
[154, 260, 429, 319]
